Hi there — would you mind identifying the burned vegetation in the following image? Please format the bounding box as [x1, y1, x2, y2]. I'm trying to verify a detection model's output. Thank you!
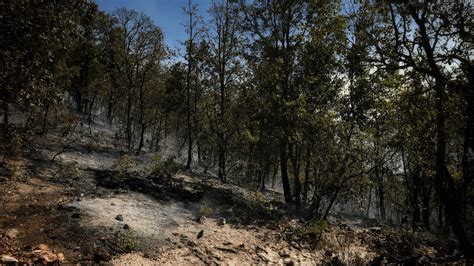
[1, 0, 473, 264]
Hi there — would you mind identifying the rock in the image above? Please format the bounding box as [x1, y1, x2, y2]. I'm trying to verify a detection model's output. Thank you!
[370, 227, 382, 232]
[256, 251, 271, 262]
[57, 253, 65, 262]
[279, 249, 291, 258]
[37, 253, 57, 263]
[123, 224, 130, 230]
[93, 251, 111, 263]
[5, 228, 19, 239]
[283, 258, 294, 265]
[418, 256, 430, 264]
[35, 244, 49, 251]
[115, 214, 123, 221]
[186, 240, 196, 247]
[194, 215, 206, 223]
[217, 218, 226, 226]
[197, 230, 204, 239]
[71, 213, 80, 219]
[1, 255, 19, 263]
[324, 249, 333, 257]
[111, 202, 116, 206]
[216, 246, 237, 253]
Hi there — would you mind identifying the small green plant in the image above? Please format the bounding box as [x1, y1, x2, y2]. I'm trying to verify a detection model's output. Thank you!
[119, 230, 139, 251]
[87, 141, 98, 153]
[57, 162, 80, 179]
[200, 202, 213, 217]
[253, 190, 266, 204]
[295, 219, 330, 239]
[4, 160, 20, 179]
[10, 134, 22, 160]
[160, 155, 177, 174]
[145, 153, 162, 173]
[113, 155, 134, 175]
[147, 155, 178, 176]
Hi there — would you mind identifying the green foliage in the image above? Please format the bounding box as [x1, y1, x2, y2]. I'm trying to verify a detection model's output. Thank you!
[200, 202, 214, 217]
[118, 229, 139, 251]
[145, 154, 162, 173]
[113, 155, 135, 175]
[146, 155, 178, 176]
[295, 219, 330, 239]
[9, 133, 22, 160]
[1, 0, 473, 254]
[56, 162, 80, 180]
[2, 161, 19, 179]
[230, 195, 282, 223]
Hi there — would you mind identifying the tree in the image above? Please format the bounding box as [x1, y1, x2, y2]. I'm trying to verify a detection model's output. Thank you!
[363, 0, 474, 257]
[242, 0, 313, 204]
[182, 0, 204, 169]
[112, 9, 165, 153]
[206, 0, 243, 181]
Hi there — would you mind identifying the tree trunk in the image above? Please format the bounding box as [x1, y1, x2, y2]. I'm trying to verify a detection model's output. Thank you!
[376, 165, 385, 220]
[41, 103, 50, 135]
[272, 158, 279, 189]
[75, 89, 83, 113]
[126, 94, 133, 149]
[422, 190, 431, 230]
[87, 92, 98, 124]
[308, 193, 321, 219]
[2, 101, 8, 126]
[411, 169, 422, 229]
[302, 147, 311, 204]
[280, 138, 292, 204]
[289, 142, 301, 208]
[461, 63, 474, 227]
[136, 123, 146, 155]
[218, 142, 226, 182]
[434, 80, 474, 257]
[323, 186, 341, 220]
[366, 186, 372, 218]
[107, 93, 114, 127]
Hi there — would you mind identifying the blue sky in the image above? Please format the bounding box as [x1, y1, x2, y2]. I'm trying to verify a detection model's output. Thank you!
[95, 0, 212, 51]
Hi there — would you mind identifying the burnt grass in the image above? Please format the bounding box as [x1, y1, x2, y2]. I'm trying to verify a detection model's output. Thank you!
[93, 168, 284, 225]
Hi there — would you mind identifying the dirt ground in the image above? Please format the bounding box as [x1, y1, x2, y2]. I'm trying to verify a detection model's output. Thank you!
[0, 123, 467, 264]
[0, 159, 322, 264]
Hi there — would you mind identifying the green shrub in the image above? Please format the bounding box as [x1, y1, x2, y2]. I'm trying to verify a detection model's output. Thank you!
[113, 155, 135, 175]
[10, 133, 22, 160]
[57, 162, 80, 179]
[145, 153, 162, 173]
[118, 229, 139, 251]
[295, 219, 330, 240]
[146, 155, 177, 176]
[200, 202, 214, 217]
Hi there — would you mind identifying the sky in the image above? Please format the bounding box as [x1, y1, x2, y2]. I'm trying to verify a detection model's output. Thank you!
[95, 0, 213, 52]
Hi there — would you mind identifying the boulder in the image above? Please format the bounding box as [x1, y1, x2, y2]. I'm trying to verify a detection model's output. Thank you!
[1, 255, 18, 263]
[5, 228, 19, 239]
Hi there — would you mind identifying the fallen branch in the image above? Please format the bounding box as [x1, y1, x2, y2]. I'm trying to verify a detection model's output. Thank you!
[215, 246, 238, 254]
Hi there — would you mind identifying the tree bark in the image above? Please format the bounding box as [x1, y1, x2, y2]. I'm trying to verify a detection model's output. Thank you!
[302, 146, 311, 204]
[376, 164, 385, 220]
[2, 101, 8, 126]
[136, 123, 146, 155]
[280, 138, 292, 204]
[289, 142, 301, 208]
